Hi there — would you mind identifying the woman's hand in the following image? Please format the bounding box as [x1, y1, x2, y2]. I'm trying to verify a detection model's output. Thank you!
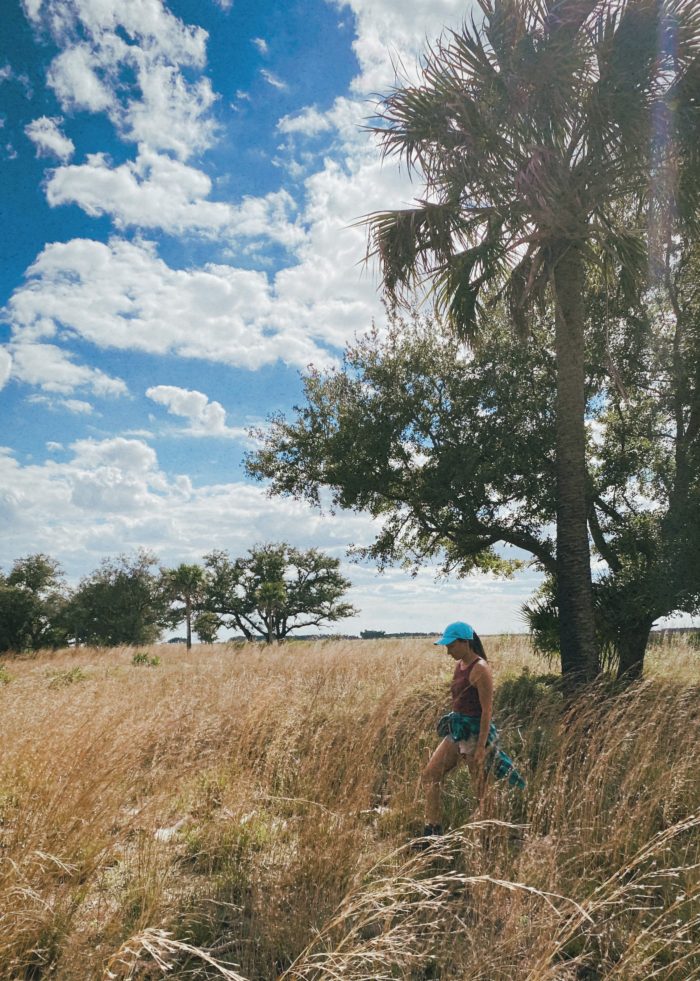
[472, 744, 487, 768]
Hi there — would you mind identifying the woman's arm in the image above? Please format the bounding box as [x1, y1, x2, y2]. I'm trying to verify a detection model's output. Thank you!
[472, 662, 494, 766]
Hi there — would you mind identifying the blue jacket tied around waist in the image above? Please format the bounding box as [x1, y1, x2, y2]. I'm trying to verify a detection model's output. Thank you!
[436, 711, 526, 789]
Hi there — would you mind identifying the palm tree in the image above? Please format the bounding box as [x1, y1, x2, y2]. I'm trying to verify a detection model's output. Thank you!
[365, 0, 700, 688]
[162, 563, 205, 650]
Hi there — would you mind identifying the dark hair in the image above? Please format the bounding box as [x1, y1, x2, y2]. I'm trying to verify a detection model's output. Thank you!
[470, 632, 487, 661]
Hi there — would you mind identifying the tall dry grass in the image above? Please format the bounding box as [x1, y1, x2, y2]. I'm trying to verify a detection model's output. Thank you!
[0, 635, 698, 980]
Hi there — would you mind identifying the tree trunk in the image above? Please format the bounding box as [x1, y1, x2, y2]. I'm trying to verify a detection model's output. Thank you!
[616, 621, 652, 683]
[185, 598, 192, 650]
[553, 245, 600, 690]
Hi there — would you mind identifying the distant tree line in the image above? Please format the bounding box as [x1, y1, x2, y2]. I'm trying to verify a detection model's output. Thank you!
[0, 544, 356, 654]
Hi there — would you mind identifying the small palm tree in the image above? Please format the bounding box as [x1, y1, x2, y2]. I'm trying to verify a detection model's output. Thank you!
[162, 563, 205, 650]
[365, 0, 700, 687]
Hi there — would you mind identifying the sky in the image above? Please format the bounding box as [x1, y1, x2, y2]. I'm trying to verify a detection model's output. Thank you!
[0, 0, 572, 638]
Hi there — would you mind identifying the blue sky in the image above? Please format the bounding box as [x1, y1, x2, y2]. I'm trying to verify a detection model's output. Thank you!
[0, 0, 551, 637]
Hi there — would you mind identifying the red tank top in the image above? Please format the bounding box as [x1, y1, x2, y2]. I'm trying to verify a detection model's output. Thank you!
[451, 659, 482, 716]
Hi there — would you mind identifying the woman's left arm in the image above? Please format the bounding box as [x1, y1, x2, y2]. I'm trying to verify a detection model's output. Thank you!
[472, 663, 494, 766]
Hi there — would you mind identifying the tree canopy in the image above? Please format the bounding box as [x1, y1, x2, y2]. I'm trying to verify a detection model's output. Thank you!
[67, 550, 169, 647]
[202, 544, 356, 643]
[0, 554, 69, 653]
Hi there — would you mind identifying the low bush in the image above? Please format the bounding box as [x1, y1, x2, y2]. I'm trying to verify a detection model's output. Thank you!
[46, 666, 87, 688]
[132, 651, 161, 667]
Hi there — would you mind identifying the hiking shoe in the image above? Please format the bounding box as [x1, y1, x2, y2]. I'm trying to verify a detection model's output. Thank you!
[410, 824, 444, 851]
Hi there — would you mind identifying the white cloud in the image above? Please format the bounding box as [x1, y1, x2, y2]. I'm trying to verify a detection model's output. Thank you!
[125, 66, 217, 159]
[0, 436, 374, 572]
[45, 147, 304, 244]
[6, 124, 418, 381]
[47, 44, 115, 113]
[46, 149, 232, 233]
[24, 115, 75, 161]
[0, 349, 11, 389]
[26, 0, 214, 160]
[9, 342, 127, 397]
[27, 394, 95, 414]
[59, 398, 94, 415]
[278, 106, 333, 137]
[6, 237, 331, 372]
[252, 37, 269, 55]
[146, 385, 247, 439]
[0, 438, 539, 632]
[329, 0, 473, 94]
[260, 69, 287, 91]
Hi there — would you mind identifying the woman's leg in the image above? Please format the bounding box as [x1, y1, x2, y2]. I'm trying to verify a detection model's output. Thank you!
[466, 756, 487, 808]
[421, 736, 461, 827]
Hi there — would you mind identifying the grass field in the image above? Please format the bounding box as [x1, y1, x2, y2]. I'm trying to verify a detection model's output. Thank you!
[1, 635, 699, 980]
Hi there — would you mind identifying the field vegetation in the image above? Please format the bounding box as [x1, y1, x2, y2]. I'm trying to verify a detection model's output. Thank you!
[1, 635, 699, 980]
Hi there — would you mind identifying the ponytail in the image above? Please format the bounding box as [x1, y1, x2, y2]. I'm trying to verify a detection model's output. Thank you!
[471, 631, 487, 661]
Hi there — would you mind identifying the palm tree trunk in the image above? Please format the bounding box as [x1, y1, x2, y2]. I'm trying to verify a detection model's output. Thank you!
[553, 245, 599, 690]
[185, 598, 192, 650]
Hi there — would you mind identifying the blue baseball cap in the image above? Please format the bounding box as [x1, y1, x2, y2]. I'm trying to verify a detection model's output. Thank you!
[434, 621, 475, 645]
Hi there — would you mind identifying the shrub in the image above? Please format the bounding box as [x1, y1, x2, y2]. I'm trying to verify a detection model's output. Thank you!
[131, 651, 161, 667]
[46, 666, 87, 689]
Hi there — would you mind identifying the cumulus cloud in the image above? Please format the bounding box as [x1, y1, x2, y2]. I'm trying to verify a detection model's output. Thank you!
[146, 385, 247, 439]
[329, 0, 472, 94]
[0, 436, 542, 632]
[46, 149, 233, 233]
[9, 342, 127, 397]
[126, 67, 217, 159]
[0, 435, 372, 570]
[26, 0, 215, 159]
[45, 147, 304, 243]
[47, 44, 115, 113]
[278, 106, 333, 137]
[24, 115, 75, 161]
[6, 237, 333, 372]
[6, 126, 417, 379]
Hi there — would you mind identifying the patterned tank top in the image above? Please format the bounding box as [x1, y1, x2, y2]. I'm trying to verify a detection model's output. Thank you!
[450, 658, 483, 716]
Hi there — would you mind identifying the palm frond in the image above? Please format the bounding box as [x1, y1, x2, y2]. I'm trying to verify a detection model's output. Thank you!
[363, 203, 457, 296]
[433, 238, 509, 340]
[594, 223, 649, 301]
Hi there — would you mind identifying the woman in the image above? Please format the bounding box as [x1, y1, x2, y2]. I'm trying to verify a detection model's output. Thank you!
[420, 621, 524, 839]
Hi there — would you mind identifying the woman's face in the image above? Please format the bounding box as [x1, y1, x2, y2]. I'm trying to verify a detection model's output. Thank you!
[445, 638, 472, 661]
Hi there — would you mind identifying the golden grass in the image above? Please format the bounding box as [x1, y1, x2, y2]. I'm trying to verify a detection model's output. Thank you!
[0, 636, 699, 980]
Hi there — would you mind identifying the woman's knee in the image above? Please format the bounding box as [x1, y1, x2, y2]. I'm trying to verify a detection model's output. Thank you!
[421, 763, 439, 789]
[422, 741, 458, 788]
